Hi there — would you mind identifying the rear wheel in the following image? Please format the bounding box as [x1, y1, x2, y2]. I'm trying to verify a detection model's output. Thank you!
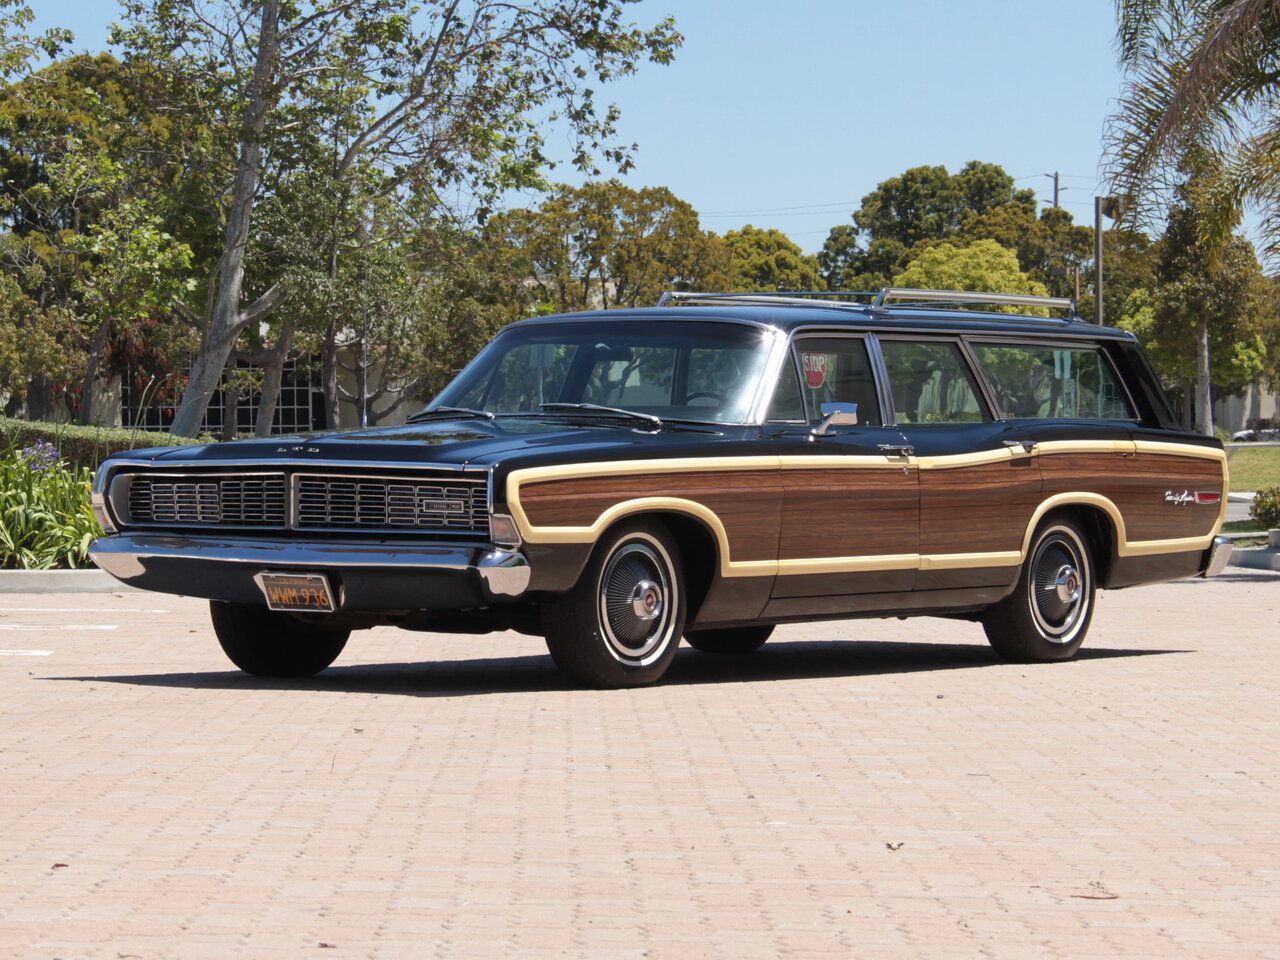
[685, 624, 773, 654]
[210, 601, 350, 677]
[544, 521, 685, 688]
[982, 520, 1095, 662]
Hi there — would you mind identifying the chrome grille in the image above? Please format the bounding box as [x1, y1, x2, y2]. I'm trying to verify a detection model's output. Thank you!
[295, 475, 486, 532]
[126, 475, 287, 527]
[115, 469, 488, 536]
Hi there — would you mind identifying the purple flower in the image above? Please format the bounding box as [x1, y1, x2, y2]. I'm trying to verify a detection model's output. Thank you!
[19, 440, 60, 472]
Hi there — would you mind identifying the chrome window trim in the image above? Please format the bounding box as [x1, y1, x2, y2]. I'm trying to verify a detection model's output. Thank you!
[872, 333, 995, 427]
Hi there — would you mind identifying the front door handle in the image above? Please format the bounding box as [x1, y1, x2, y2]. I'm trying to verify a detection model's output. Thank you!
[877, 443, 914, 457]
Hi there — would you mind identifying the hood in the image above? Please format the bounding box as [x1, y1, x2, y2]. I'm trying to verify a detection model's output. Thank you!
[123, 417, 735, 468]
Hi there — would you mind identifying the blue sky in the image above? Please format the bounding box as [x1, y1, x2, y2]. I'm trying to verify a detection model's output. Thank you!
[32, 0, 1128, 254]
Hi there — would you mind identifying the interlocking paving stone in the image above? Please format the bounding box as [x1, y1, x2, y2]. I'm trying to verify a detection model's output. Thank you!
[2, 572, 1279, 959]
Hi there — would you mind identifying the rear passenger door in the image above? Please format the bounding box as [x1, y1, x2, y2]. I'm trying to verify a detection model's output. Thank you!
[878, 336, 1042, 591]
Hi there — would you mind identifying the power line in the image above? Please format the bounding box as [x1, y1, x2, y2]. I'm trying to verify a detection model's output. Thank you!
[700, 199, 858, 216]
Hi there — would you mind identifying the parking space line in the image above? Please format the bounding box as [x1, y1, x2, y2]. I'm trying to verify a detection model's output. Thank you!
[0, 650, 53, 656]
[0, 607, 170, 613]
[0, 625, 118, 631]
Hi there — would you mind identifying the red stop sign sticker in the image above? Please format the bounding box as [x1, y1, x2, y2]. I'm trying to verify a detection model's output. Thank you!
[803, 353, 827, 388]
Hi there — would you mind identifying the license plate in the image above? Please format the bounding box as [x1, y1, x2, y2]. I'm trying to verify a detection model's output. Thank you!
[254, 572, 336, 613]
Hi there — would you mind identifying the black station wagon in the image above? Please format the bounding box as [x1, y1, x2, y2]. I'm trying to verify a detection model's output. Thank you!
[90, 289, 1232, 687]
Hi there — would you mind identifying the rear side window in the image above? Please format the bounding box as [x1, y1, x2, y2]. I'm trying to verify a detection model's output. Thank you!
[879, 340, 988, 424]
[971, 342, 1135, 420]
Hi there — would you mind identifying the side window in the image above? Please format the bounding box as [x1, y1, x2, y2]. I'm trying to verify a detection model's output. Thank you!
[972, 342, 1135, 420]
[879, 340, 988, 424]
[783, 337, 882, 426]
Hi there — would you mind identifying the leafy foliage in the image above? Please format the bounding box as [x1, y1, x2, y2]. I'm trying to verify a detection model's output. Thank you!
[723, 225, 824, 292]
[0, 441, 99, 569]
[1250, 486, 1280, 529]
[499, 180, 731, 311]
[0, 416, 204, 470]
[891, 240, 1049, 312]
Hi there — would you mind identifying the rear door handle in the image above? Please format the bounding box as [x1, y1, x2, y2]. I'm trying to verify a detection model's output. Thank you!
[1002, 440, 1038, 454]
[877, 443, 914, 456]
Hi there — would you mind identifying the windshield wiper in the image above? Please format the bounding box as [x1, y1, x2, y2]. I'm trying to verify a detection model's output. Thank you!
[406, 405, 495, 424]
[539, 402, 663, 430]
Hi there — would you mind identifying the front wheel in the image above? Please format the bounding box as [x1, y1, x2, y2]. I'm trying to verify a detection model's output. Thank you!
[543, 521, 686, 688]
[982, 520, 1095, 662]
[210, 601, 350, 677]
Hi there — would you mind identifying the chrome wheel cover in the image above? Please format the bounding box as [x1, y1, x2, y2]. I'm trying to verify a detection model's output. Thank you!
[1029, 528, 1089, 643]
[596, 537, 677, 666]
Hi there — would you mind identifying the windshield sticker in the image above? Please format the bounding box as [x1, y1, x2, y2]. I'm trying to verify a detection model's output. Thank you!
[803, 353, 828, 389]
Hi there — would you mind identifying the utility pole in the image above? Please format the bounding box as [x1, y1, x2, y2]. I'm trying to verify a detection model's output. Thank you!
[1094, 197, 1104, 325]
[1044, 172, 1062, 208]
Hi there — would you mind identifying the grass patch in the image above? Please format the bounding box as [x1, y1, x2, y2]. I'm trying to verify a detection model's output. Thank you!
[1226, 445, 1280, 491]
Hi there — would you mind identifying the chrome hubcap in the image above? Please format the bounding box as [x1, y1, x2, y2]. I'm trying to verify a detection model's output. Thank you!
[1030, 531, 1089, 643]
[597, 539, 676, 665]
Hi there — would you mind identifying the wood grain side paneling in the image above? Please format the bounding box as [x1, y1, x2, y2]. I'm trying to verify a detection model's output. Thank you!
[777, 467, 917, 561]
[919, 459, 1040, 555]
[1038, 452, 1223, 542]
[520, 469, 780, 562]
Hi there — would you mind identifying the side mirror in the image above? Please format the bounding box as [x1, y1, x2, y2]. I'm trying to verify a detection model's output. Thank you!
[812, 402, 858, 436]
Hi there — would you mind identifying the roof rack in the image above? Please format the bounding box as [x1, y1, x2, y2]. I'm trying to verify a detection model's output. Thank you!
[657, 288, 1080, 320]
[874, 287, 1078, 317]
[656, 291, 874, 309]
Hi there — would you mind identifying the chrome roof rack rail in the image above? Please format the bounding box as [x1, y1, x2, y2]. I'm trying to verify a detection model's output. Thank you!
[657, 291, 876, 309]
[873, 287, 1079, 317]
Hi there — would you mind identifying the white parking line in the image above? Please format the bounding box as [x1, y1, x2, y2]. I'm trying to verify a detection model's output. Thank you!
[0, 607, 170, 613]
[0, 650, 53, 656]
[0, 625, 118, 631]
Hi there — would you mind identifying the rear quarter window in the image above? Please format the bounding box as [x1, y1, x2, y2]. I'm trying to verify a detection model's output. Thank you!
[971, 342, 1136, 421]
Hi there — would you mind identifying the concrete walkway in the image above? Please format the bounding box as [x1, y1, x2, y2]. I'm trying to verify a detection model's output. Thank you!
[2, 572, 1279, 959]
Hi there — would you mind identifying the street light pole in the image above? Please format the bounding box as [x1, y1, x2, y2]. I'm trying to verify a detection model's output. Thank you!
[1094, 197, 1105, 326]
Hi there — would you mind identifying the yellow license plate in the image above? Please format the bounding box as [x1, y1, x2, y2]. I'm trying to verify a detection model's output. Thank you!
[254, 572, 336, 612]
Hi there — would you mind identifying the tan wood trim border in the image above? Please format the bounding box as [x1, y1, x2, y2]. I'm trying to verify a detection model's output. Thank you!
[505, 441, 1227, 578]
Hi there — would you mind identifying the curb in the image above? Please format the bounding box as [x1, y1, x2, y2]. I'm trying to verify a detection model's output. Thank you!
[0, 569, 142, 594]
[1229, 548, 1280, 573]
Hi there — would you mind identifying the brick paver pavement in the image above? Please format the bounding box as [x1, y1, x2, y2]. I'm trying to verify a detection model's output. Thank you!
[1, 570, 1278, 960]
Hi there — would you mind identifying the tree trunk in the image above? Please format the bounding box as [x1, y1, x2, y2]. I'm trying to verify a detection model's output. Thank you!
[254, 324, 294, 437]
[77, 316, 112, 425]
[26, 374, 52, 422]
[1195, 319, 1213, 436]
[322, 318, 340, 428]
[168, 0, 280, 438]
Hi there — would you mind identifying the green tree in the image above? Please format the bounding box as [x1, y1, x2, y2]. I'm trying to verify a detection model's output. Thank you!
[1118, 199, 1267, 433]
[114, 0, 681, 437]
[724, 225, 823, 292]
[820, 161, 1036, 290]
[891, 239, 1049, 311]
[502, 180, 731, 311]
[0, 0, 69, 78]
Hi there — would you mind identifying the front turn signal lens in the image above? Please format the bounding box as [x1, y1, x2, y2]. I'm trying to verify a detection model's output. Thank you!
[90, 492, 117, 533]
[488, 513, 522, 547]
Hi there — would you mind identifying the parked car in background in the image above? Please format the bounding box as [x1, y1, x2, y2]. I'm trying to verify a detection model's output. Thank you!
[89, 289, 1231, 687]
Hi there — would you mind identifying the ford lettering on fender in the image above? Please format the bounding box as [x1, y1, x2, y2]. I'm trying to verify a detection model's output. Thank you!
[89, 288, 1232, 688]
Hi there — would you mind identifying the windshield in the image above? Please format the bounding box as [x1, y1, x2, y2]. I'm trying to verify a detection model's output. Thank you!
[432, 319, 774, 424]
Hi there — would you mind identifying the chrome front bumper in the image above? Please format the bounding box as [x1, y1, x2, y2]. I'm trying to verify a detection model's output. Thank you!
[1201, 535, 1233, 578]
[89, 533, 531, 606]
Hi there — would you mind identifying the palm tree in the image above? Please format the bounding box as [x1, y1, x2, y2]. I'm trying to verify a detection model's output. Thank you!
[1106, 1, 1280, 255]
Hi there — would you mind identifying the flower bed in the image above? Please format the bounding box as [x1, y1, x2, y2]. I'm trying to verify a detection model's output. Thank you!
[1, 441, 102, 569]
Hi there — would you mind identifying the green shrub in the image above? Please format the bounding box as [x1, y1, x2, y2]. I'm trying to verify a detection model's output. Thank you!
[0, 416, 207, 471]
[1250, 486, 1280, 530]
[0, 442, 101, 569]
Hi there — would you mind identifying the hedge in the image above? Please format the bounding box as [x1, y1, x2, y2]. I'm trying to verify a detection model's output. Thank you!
[0, 417, 209, 471]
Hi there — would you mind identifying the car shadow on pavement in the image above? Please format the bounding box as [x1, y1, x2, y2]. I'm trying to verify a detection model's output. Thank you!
[45, 639, 1187, 698]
